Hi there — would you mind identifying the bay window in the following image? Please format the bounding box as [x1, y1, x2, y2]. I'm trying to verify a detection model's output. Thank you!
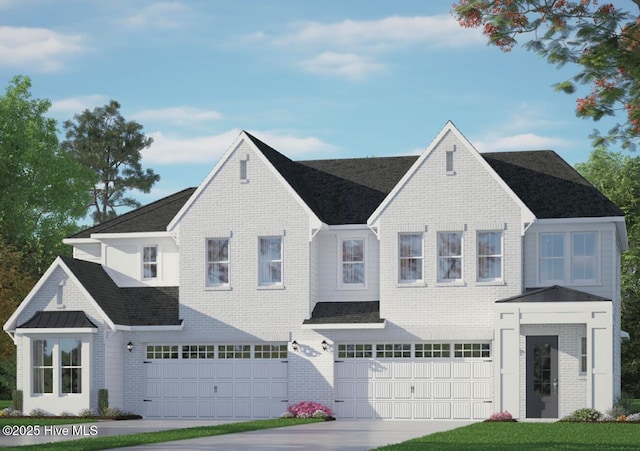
[32, 337, 83, 395]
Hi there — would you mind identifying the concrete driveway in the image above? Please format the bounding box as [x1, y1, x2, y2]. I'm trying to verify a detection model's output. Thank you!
[0, 418, 473, 450]
[115, 419, 474, 451]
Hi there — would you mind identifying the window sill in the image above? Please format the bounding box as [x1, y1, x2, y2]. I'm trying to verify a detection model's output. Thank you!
[397, 281, 427, 288]
[337, 285, 368, 291]
[205, 285, 232, 291]
[257, 285, 285, 290]
[435, 281, 466, 287]
[476, 280, 506, 286]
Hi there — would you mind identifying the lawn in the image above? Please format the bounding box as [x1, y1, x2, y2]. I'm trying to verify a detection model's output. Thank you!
[2, 418, 322, 451]
[373, 422, 640, 451]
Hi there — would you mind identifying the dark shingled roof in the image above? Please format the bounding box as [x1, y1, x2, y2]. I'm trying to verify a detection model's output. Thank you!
[303, 301, 384, 324]
[18, 310, 97, 329]
[60, 256, 180, 326]
[69, 187, 196, 239]
[67, 140, 624, 235]
[496, 285, 611, 303]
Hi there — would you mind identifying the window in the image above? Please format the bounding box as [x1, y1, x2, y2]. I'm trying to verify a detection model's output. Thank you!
[60, 339, 81, 394]
[446, 150, 455, 173]
[454, 343, 491, 358]
[143, 246, 158, 279]
[572, 232, 597, 282]
[540, 233, 564, 282]
[259, 237, 282, 285]
[240, 159, 248, 180]
[477, 231, 502, 280]
[207, 238, 229, 286]
[146, 345, 179, 359]
[376, 344, 411, 358]
[182, 345, 214, 359]
[415, 343, 450, 358]
[254, 344, 287, 359]
[218, 345, 250, 359]
[438, 232, 462, 281]
[399, 233, 423, 282]
[580, 337, 587, 374]
[32, 339, 53, 394]
[341, 239, 365, 285]
[338, 344, 373, 358]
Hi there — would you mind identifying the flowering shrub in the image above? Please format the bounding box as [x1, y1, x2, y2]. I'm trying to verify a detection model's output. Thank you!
[617, 415, 628, 422]
[0, 408, 22, 417]
[627, 412, 640, 422]
[78, 408, 98, 417]
[29, 408, 52, 417]
[488, 411, 513, 421]
[563, 408, 602, 422]
[59, 411, 77, 417]
[285, 401, 333, 419]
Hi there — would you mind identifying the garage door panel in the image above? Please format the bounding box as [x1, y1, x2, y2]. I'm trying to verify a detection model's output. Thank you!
[252, 400, 272, 418]
[180, 400, 198, 417]
[473, 381, 492, 399]
[413, 362, 431, 379]
[375, 381, 393, 399]
[473, 361, 492, 378]
[452, 362, 471, 379]
[414, 382, 431, 399]
[199, 381, 215, 398]
[433, 362, 451, 379]
[394, 382, 413, 399]
[452, 402, 472, 419]
[146, 381, 161, 398]
[181, 363, 198, 378]
[394, 401, 413, 419]
[414, 402, 431, 419]
[433, 402, 451, 419]
[375, 363, 392, 379]
[375, 401, 392, 419]
[198, 363, 216, 379]
[217, 381, 233, 398]
[453, 382, 471, 399]
[234, 361, 252, 379]
[216, 400, 234, 418]
[163, 381, 179, 398]
[234, 400, 252, 417]
[393, 362, 413, 379]
[217, 363, 233, 379]
[433, 382, 451, 399]
[234, 381, 251, 398]
[163, 363, 180, 379]
[198, 400, 215, 417]
[181, 381, 198, 398]
[271, 362, 288, 379]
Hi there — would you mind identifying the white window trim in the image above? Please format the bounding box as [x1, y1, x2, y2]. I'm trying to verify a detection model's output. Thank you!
[579, 336, 587, 376]
[258, 236, 284, 288]
[477, 231, 503, 283]
[537, 231, 600, 286]
[141, 245, 159, 280]
[398, 232, 425, 286]
[338, 236, 367, 290]
[437, 231, 464, 284]
[206, 237, 230, 290]
[29, 336, 88, 398]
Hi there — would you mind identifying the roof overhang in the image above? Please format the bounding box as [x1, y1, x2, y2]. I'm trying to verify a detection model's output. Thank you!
[17, 328, 97, 334]
[301, 320, 386, 330]
[113, 321, 185, 331]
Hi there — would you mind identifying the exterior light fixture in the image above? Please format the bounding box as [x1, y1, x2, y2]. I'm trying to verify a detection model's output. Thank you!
[321, 340, 329, 351]
[127, 342, 134, 352]
[291, 340, 299, 351]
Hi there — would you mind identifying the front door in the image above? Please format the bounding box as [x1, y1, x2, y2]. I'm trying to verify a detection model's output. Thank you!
[526, 335, 558, 418]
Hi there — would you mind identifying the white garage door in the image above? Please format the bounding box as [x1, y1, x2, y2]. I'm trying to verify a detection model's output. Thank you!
[335, 343, 493, 420]
[143, 344, 288, 418]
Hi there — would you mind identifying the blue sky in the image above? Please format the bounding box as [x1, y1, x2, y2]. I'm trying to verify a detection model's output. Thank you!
[0, 0, 632, 209]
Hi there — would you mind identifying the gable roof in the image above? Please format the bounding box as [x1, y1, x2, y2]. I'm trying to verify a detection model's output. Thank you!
[68, 187, 196, 239]
[60, 256, 180, 326]
[496, 285, 611, 303]
[67, 129, 624, 237]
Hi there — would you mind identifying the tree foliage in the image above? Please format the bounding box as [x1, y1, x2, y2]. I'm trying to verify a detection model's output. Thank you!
[576, 147, 640, 396]
[62, 100, 159, 224]
[0, 75, 94, 275]
[453, 0, 640, 149]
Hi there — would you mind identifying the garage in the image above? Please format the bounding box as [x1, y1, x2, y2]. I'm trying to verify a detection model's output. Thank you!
[143, 344, 288, 418]
[334, 343, 493, 420]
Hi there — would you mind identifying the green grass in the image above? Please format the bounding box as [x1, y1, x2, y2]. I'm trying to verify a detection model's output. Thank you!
[3, 418, 323, 451]
[0, 399, 11, 409]
[374, 422, 640, 451]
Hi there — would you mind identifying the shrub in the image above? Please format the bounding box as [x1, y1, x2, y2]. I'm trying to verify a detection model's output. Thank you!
[286, 401, 333, 419]
[626, 412, 640, 422]
[98, 389, 109, 415]
[60, 411, 76, 417]
[29, 408, 52, 417]
[488, 411, 514, 421]
[605, 404, 628, 420]
[1, 407, 22, 416]
[78, 408, 97, 417]
[568, 408, 603, 422]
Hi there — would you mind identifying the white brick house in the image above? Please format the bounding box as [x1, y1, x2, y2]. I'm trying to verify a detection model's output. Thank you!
[4, 122, 628, 420]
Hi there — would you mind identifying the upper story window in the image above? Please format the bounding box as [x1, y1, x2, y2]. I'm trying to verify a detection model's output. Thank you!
[572, 232, 597, 282]
[539, 232, 598, 284]
[438, 232, 462, 281]
[341, 238, 365, 286]
[207, 238, 229, 286]
[477, 231, 502, 281]
[399, 233, 423, 283]
[259, 237, 282, 286]
[540, 233, 565, 282]
[142, 245, 158, 279]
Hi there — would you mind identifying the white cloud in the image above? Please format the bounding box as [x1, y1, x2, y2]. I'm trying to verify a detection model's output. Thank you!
[50, 95, 109, 114]
[275, 15, 483, 51]
[299, 52, 385, 80]
[474, 133, 571, 153]
[0, 26, 84, 72]
[133, 107, 223, 125]
[143, 129, 336, 164]
[119, 2, 190, 29]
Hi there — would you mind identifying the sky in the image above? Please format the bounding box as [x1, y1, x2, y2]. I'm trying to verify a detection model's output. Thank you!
[0, 0, 634, 214]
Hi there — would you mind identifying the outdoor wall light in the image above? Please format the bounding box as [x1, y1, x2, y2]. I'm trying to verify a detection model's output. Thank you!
[127, 342, 134, 352]
[291, 340, 299, 351]
[321, 340, 329, 351]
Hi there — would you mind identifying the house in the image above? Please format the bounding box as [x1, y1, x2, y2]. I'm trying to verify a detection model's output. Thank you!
[3, 121, 628, 420]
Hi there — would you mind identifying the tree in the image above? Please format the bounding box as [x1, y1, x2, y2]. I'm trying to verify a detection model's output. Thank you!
[0, 75, 94, 275]
[575, 147, 640, 396]
[62, 100, 159, 224]
[453, 1, 640, 149]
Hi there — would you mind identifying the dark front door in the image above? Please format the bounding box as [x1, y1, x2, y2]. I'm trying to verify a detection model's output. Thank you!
[526, 335, 559, 418]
